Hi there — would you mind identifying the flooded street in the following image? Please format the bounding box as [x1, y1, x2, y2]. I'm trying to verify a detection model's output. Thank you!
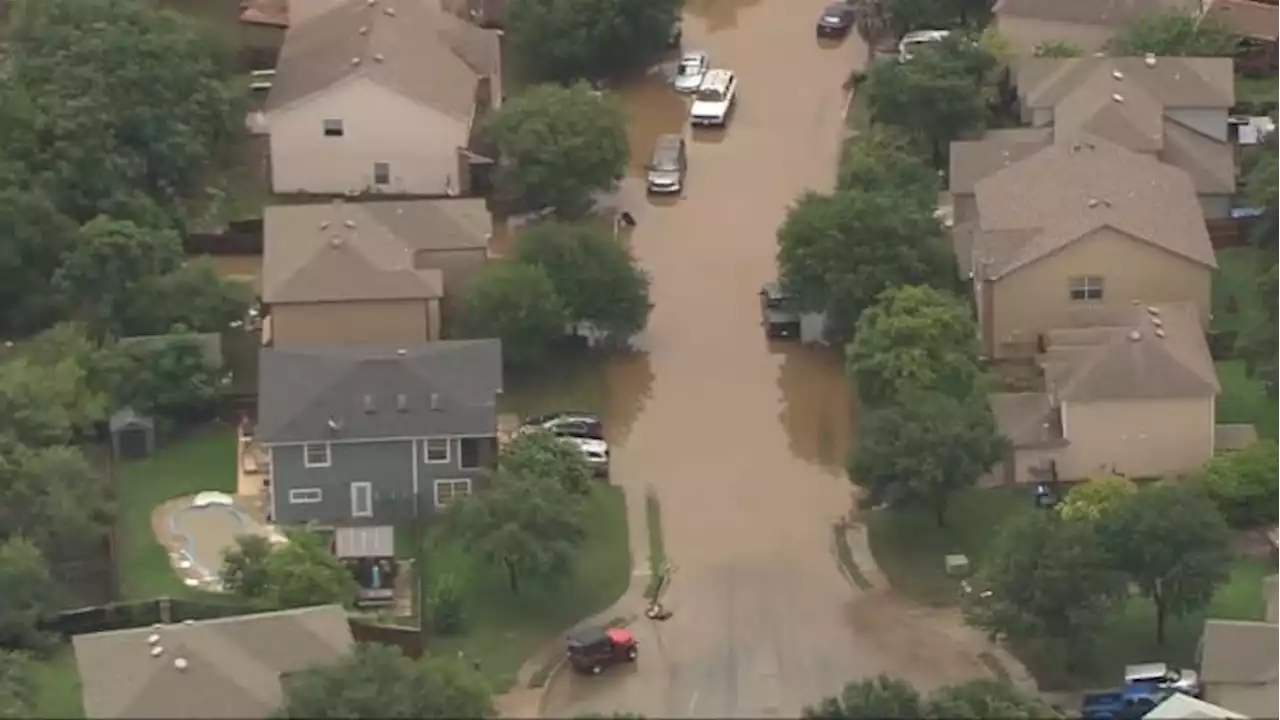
[544, 0, 1004, 716]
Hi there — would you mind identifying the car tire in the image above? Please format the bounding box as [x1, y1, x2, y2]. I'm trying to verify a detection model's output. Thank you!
[591, 665, 603, 675]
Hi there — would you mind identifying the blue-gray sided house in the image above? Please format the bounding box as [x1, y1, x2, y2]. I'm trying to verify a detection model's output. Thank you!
[255, 340, 502, 528]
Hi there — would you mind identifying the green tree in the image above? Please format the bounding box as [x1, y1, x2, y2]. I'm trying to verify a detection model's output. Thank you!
[53, 217, 183, 335]
[5, 0, 241, 223]
[0, 650, 36, 719]
[1235, 264, 1278, 391]
[0, 356, 102, 447]
[0, 538, 58, 653]
[1199, 441, 1279, 528]
[121, 260, 253, 336]
[12, 323, 112, 435]
[967, 512, 1123, 671]
[803, 674, 923, 718]
[100, 335, 222, 426]
[0, 442, 113, 565]
[485, 83, 629, 217]
[508, 0, 681, 83]
[846, 285, 984, 407]
[1243, 148, 1277, 254]
[500, 429, 595, 495]
[221, 532, 357, 610]
[515, 221, 651, 342]
[464, 263, 568, 370]
[1057, 475, 1138, 523]
[1034, 40, 1083, 57]
[776, 188, 956, 343]
[884, 0, 992, 36]
[0, 184, 76, 335]
[280, 644, 494, 719]
[1110, 12, 1240, 57]
[925, 679, 1058, 718]
[851, 389, 1005, 526]
[1099, 482, 1233, 644]
[446, 472, 586, 593]
[836, 128, 938, 210]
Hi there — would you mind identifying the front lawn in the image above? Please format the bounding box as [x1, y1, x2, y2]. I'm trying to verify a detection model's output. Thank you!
[30, 645, 84, 719]
[116, 425, 239, 600]
[1211, 247, 1265, 336]
[1235, 75, 1279, 107]
[418, 484, 631, 692]
[1216, 360, 1279, 440]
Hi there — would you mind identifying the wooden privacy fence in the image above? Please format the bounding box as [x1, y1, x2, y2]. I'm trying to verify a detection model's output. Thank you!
[1207, 216, 1263, 249]
[348, 618, 426, 659]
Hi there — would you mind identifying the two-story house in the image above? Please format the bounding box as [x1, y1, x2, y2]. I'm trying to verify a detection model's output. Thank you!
[262, 199, 493, 347]
[255, 340, 502, 530]
[264, 0, 501, 196]
[954, 134, 1217, 359]
[953, 57, 1236, 224]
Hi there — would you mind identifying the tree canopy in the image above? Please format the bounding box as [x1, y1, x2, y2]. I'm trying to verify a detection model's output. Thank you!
[486, 83, 629, 217]
[99, 334, 222, 427]
[500, 430, 595, 496]
[836, 128, 938, 210]
[803, 675, 1056, 719]
[1198, 440, 1279, 529]
[464, 262, 569, 369]
[776, 188, 956, 342]
[1098, 482, 1232, 644]
[0, 442, 113, 566]
[851, 389, 1005, 526]
[0, 650, 36, 719]
[280, 644, 494, 719]
[220, 532, 357, 610]
[1056, 475, 1138, 523]
[846, 285, 984, 406]
[0, 538, 58, 654]
[1110, 12, 1240, 57]
[515, 221, 652, 342]
[508, 0, 681, 84]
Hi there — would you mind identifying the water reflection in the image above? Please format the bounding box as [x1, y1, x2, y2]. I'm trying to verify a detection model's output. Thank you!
[614, 73, 690, 179]
[683, 0, 765, 33]
[775, 343, 854, 473]
[601, 348, 656, 447]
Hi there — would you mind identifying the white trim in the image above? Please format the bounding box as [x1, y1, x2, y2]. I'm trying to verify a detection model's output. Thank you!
[433, 478, 472, 508]
[1060, 401, 1070, 439]
[423, 437, 451, 464]
[289, 488, 324, 504]
[268, 447, 278, 521]
[303, 442, 331, 468]
[350, 481, 373, 518]
[411, 435, 420, 503]
[262, 434, 498, 449]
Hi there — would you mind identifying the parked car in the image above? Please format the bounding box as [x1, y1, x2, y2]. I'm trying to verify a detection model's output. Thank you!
[897, 29, 950, 61]
[673, 50, 710, 93]
[690, 69, 737, 127]
[815, 4, 855, 38]
[759, 282, 800, 340]
[1124, 663, 1201, 698]
[522, 411, 604, 440]
[646, 134, 688, 194]
[566, 625, 637, 675]
[564, 436, 610, 477]
[1081, 682, 1169, 720]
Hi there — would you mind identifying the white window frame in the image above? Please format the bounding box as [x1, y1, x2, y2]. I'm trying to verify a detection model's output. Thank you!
[423, 438, 451, 464]
[303, 442, 331, 468]
[433, 478, 472, 508]
[373, 161, 390, 185]
[288, 488, 323, 504]
[1068, 275, 1104, 301]
[458, 437, 484, 470]
[322, 118, 344, 137]
[350, 482, 373, 518]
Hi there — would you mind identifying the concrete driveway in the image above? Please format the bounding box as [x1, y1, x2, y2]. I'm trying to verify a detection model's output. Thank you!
[544, 1, 1005, 715]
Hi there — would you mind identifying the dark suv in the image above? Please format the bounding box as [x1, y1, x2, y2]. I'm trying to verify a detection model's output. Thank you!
[759, 283, 801, 340]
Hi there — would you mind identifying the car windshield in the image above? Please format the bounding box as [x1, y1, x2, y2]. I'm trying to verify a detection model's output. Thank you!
[651, 154, 678, 171]
[695, 87, 724, 102]
[678, 59, 701, 75]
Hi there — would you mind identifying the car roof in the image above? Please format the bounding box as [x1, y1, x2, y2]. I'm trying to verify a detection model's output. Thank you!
[701, 69, 734, 88]
[567, 625, 609, 646]
[902, 29, 950, 42]
[760, 282, 788, 299]
[654, 134, 684, 151]
[680, 50, 708, 62]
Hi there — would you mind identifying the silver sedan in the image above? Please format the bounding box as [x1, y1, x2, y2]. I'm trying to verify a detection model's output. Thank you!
[672, 51, 710, 93]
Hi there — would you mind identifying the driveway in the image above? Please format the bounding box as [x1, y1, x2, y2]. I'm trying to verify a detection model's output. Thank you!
[544, 1, 1004, 715]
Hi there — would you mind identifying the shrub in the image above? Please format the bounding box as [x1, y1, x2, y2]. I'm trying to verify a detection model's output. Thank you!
[426, 573, 467, 636]
[1057, 475, 1138, 523]
[1198, 440, 1279, 528]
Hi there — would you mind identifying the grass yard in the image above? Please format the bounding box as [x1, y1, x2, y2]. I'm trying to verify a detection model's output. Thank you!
[30, 645, 84, 719]
[418, 484, 631, 692]
[1210, 247, 1265, 336]
[115, 425, 239, 600]
[1216, 359, 1279, 439]
[1235, 75, 1279, 107]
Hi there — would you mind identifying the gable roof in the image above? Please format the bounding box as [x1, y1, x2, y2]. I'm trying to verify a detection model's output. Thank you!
[256, 340, 503, 443]
[949, 128, 1054, 194]
[970, 134, 1216, 278]
[265, 0, 499, 122]
[263, 199, 491, 303]
[1203, 0, 1280, 41]
[992, 0, 1199, 27]
[1017, 56, 1235, 111]
[1199, 619, 1279, 718]
[1040, 302, 1219, 402]
[73, 605, 353, 719]
[1145, 693, 1246, 719]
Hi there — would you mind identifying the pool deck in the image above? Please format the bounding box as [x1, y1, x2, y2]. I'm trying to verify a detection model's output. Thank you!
[236, 427, 269, 510]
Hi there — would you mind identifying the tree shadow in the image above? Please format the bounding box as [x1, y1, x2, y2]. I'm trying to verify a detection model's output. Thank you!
[773, 343, 855, 474]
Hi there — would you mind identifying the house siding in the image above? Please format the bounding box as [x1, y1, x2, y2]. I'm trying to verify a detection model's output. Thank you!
[269, 78, 469, 196]
[270, 299, 439, 347]
[416, 247, 488, 315]
[995, 15, 1117, 55]
[987, 228, 1212, 358]
[1056, 396, 1214, 479]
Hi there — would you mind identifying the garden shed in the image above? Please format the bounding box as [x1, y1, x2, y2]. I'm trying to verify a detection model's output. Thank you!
[110, 408, 155, 460]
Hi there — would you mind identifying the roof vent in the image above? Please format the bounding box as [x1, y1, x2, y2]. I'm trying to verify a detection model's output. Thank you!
[351, 57, 361, 66]
[174, 658, 189, 672]
[1127, 330, 1142, 341]
[153, 624, 163, 630]
[1151, 316, 1164, 328]
[384, 6, 397, 15]
[362, 394, 376, 413]
[396, 393, 409, 412]
[319, 220, 331, 230]
[329, 235, 343, 247]
[1111, 70, 1124, 80]
[358, 25, 369, 34]
[373, 53, 385, 63]
[1146, 305, 1160, 316]
[327, 417, 344, 432]
[396, 348, 407, 356]
[1087, 198, 1100, 208]
[1144, 53, 1157, 67]
[1131, 299, 1143, 305]
[430, 393, 441, 410]
[183, 619, 194, 626]
[1154, 328, 1166, 338]
[343, 219, 356, 229]
[1093, 51, 1106, 58]
[150, 646, 164, 658]
[367, 0, 376, 5]
[147, 633, 161, 645]
[1112, 93, 1124, 103]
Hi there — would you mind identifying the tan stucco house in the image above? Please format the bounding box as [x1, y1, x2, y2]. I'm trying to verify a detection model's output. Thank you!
[1199, 619, 1279, 718]
[262, 199, 492, 348]
[955, 134, 1217, 359]
[991, 0, 1201, 55]
[951, 57, 1236, 222]
[264, 0, 501, 196]
[989, 301, 1220, 482]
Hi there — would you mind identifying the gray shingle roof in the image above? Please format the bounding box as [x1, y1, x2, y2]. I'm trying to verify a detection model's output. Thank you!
[256, 340, 503, 443]
[993, 0, 1199, 27]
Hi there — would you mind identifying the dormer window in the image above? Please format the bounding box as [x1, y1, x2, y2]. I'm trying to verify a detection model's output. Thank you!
[323, 119, 344, 137]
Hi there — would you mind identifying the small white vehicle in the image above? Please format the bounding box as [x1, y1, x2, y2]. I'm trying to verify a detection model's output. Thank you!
[898, 29, 951, 61]
[563, 436, 610, 477]
[690, 69, 737, 127]
[673, 51, 710, 93]
[1124, 663, 1202, 698]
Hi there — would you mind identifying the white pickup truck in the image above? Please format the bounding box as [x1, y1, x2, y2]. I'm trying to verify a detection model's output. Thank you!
[690, 69, 737, 127]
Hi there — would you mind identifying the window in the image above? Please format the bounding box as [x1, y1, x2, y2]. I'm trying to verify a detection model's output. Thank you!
[350, 482, 373, 518]
[373, 162, 390, 185]
[459, 437, 491, 469]
[304, 442, 331, 468]
[423, 438, 450, 464]
[322, 118, 344, 137]
[1069, 276, 1104, 301]
[288, 488, 323, 504]
[434, 479, 471, 508]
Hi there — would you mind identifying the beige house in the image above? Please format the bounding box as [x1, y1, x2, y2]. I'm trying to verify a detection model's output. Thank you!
[262, 199, 492, 347]
[991, 0, 1201, 55]
[955, 135, 1217, 359]
[952, 57, 1236, 221]
[989, 301, 1219, 482]
[1199, 619, 1279, 718]
[264, 0, 501, 196]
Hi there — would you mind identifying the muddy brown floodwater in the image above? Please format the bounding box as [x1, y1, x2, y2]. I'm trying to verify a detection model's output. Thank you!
[544, 0, 1007, 717]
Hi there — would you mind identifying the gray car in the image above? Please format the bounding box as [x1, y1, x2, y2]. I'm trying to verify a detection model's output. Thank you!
[646, 134, 687, 193]
[672, 51, 709, 93]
